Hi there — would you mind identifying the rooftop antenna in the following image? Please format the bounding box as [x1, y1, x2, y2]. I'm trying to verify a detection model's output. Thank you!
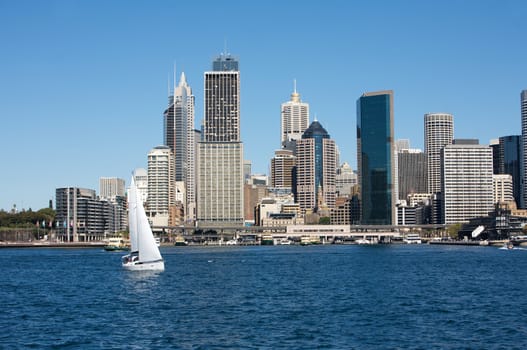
[173, 61, 177, 96]
[224, 37, 228, 56]
[167, 72, 171, 97]
[293, 79, 297, 93]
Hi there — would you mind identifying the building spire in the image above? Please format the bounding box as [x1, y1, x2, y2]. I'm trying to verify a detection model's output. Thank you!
[173, 61, 177, 97]
[179, 71, 186, 86]
[291, 79, 300, 103]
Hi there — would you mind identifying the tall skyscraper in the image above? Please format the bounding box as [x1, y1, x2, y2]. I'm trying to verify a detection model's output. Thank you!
[357, 90, 395, 225]
[296, 120, 337, 210]
[521, 90, 527, 208]
[498, 135, 521, 206]
[442, 141, 493, 224]
[424, 113, 454, 195]
[164, 72, 196, 223]
[197, 53, 244, 227]
[147, 146, 175, 227]
[281, 82, 309, 148]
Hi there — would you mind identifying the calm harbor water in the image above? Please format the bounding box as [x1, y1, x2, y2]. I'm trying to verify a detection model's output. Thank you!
[1, 244, 527, 349]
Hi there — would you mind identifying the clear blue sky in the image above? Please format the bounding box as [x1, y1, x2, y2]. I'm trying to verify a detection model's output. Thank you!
[0, 0, 525, 211]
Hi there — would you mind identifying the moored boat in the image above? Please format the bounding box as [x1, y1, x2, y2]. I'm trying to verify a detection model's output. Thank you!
[104, 237, 129, 251]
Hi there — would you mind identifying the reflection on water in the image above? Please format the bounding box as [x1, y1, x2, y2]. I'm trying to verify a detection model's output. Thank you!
[122, 269, 161, 293]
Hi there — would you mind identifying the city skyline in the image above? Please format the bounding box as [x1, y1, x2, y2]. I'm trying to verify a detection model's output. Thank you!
[1, 1, 526, 211]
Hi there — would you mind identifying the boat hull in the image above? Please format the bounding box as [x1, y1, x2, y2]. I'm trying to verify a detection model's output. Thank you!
[122, 260, 165, 271]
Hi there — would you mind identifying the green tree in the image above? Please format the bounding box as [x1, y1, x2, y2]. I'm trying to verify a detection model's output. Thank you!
[319, 217, 331, 225]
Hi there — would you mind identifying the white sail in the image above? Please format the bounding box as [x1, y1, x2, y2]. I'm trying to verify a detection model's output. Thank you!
[128, 177, 139, 253]
[122, 176, 164, 271]
[135, 187, 163, 263]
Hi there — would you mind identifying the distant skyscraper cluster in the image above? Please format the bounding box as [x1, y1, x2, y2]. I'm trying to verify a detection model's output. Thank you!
[54, 50, 527, 239]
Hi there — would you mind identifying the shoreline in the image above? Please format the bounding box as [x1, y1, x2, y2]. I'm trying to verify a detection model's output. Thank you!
[0, 241, 107, 249]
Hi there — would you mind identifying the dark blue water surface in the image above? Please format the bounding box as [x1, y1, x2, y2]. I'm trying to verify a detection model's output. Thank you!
[1, 245, 527, 349]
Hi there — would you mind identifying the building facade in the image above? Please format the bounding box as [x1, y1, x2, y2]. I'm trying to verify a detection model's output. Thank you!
[147, 146, 175, 227]
[296, 120, 337, 211]
[281, 82, 309, 148]
[499, 135, 522, 207]
[442, 142, 494, 224]
[197, 53, 244, 227]
[424, 113, 454, 195]
[522, 90, 527, 208]
[270, 149, 296, 189]
[99, 177, 125, 200]
[397, 149, 427, 200]
[357, 90, 396, 225]
[493, 174, 514, 203]
[164, 72, 196, 223]
[55, 187, 125, 242]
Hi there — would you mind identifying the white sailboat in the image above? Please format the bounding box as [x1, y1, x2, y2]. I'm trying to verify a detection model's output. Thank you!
[122, 177, 165, 271]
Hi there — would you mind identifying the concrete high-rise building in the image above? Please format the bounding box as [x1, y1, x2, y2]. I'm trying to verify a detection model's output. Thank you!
[397, 149, 427, 200]
[424, 113, 454, 195]
[521, 90, 527, 208]
[147, 146, 175, 227]
[270, 149, 296, 190]
[357, 90, 395, 225]
[281, 81, 309, 148]
[498, 135, 521, 206]
[442, 141, 493, 224]
[99, 177, 125, 200]
[164, 72, 196, 223]
[296, 120, 337, 211]
[493, 174, 514, 203]
[197, 52, 244, 227]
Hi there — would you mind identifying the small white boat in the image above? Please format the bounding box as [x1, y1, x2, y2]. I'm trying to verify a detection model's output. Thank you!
[403, 234, 422, 244]
[122, 177, 165, 271]
[355, 238, 371, 245]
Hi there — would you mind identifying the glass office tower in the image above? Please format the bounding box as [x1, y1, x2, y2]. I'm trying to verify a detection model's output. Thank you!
[357, 90, 395, 225]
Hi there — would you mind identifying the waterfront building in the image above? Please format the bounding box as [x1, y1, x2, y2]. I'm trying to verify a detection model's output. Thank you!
[424, 113, 454, 195]
[197, 52, 244, 227]
[441, 140, 494, 224]
[335, 162, 358, 198]
[522, 90, 527, 208]
[296, 120, 337, 211]
[55, 187, 125, 242]
[493, 174, 514, 203]
[270, 149, 296, 190]
[397, 149, 427, 200]
[244, 179, 270, 225]
[357, 90, 396, 225]
[164, 72, 196, 223]
[330, 199, 351, 225]
[281, 81, 309, 148]
[147, 146, 175, 227]
[99, 177, 125, 200]
[498, 135, 522, 207]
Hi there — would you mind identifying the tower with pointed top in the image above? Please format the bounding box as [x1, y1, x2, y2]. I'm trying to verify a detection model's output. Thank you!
[296, 120, 337, 211]
[197, 52, 244, 227]
[281, 81, 310, 149]
[164, 72, 196, 223]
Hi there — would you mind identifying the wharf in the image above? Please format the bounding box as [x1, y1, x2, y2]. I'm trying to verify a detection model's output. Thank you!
[0, 241, 107, 249]
[428, 240, 507, 246]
